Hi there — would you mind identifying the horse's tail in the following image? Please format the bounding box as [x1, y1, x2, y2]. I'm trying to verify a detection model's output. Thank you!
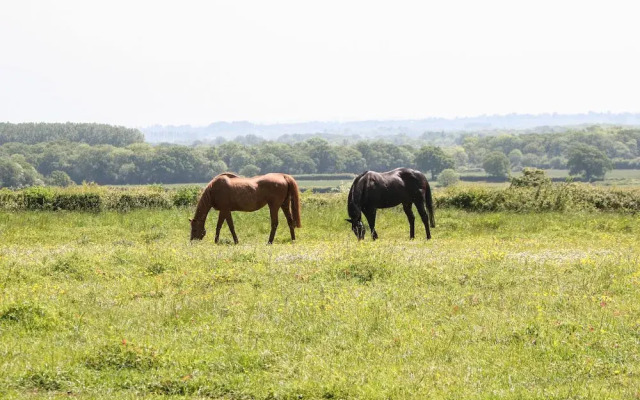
[424, 178, 436, 228]
[284, 174, 302, 228]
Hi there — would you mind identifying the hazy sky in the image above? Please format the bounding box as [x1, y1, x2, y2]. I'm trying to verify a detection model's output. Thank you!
[1, 0, 639, 126]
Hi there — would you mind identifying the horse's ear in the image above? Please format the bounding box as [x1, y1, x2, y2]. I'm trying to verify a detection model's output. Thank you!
[345, 218, 352, 223]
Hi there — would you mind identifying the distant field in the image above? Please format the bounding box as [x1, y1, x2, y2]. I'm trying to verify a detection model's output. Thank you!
[457, 169, 640, 187]
[107, 169, 640, 192]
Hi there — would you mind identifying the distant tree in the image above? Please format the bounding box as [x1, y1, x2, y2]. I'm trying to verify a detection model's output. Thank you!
[239, 164, 260, 177]
[437, 169, 459, 187]
[0, 122, 143, 146]
[567, 144, 612, 181]
[47, 170, 75, 187]
[446, 146, 469, 168]
[255, 153, 283, 173]
[482, 151, 510, 178]
[415, 146, 455, 179]
[549, 156, 566, 169]
[508, 149, 523, 167]
[335, 147, 367, 173]
[0, 155, 43, 188]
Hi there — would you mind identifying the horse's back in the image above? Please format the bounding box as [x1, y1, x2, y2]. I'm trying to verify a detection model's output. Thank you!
[355, 168, 426, 208]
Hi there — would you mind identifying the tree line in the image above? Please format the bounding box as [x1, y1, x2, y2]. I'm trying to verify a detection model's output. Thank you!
[0, 122, 144, 146]
[1, 124, 639, 188]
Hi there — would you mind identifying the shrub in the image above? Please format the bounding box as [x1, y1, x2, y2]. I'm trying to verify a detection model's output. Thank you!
[173, 186, 202, 207]
[437, 169, 460, 187]
[22, 186, 55, 210]
[510, 168, 551, 188]
[53, 192, 102, 211]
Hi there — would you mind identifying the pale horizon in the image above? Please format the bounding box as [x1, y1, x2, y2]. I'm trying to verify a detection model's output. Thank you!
[2, 0, 640, 127]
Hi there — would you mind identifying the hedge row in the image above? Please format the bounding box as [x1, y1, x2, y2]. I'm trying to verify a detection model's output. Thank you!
[435, 183, 640, 213]
[1, 183, 639, 213]
[0, 186, 202, 212]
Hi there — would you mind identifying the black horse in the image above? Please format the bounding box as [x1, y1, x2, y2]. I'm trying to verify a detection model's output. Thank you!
[346, 168, 435, 240]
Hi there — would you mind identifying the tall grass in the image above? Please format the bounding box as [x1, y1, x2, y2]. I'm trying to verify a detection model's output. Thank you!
[1, 195, 639, 398]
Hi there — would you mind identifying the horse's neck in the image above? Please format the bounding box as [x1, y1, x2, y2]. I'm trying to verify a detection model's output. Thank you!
[194, 188, 213, 221]
[348, 180, 363, 218]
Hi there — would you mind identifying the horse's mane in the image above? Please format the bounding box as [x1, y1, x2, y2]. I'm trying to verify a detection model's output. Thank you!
[194, 173, 239, 222]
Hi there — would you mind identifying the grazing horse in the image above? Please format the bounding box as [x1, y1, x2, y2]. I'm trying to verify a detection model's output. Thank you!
[346, 168, 435, 240]
[190, 172, 301, 244]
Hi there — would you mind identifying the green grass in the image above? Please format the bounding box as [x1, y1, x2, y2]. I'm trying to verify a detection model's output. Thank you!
[1, 195, 640, 399]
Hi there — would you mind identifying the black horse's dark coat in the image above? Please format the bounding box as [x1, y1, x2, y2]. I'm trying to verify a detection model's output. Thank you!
[347, 168, 435, 240]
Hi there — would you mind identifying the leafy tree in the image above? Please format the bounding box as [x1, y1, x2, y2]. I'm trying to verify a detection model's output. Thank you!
[239, 164, 260, 177]
[0, 155, 43, 188]
[482, 151, 510, 178]
[437, 169, 459, 187]
[549, 156, 566, 169]
[567, 144, 612, 181]
[415, 146, 455, 179]
[446, 147, 469, 168]
[255, 153, 283, 173]
[508, 149, 523, 167]
[47, 170, 75, 187]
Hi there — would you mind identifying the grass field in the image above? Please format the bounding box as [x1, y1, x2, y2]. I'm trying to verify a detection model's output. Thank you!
[1, 194, 640, 399]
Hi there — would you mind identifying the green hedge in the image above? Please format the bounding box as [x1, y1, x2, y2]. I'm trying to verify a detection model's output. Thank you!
[0, 186, 197, 212]
[1, 183, 639, 213]
[435, 184, 640, 213]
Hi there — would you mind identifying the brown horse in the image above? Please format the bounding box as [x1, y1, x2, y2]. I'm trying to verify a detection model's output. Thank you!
[190, 172, 301, 244]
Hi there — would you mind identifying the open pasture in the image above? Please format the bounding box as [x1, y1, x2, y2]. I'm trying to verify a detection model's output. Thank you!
[1, 194, 639, 399]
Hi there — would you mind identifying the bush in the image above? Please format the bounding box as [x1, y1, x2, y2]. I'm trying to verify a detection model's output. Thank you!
[173, 186, 202, 207]
[510, 168, 551, 188]
[437, 169, 460, 187]
[53, 193, 102, 211]
[113, 192, 171, 211]
[22, 187, 55, 210]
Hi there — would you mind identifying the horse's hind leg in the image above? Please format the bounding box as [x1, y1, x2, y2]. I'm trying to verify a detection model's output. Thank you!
[363, 209, 378, 240]
[225, 211, 239, 244]
[281, 203, 296, 241]
[403, 202, 416, 239]
[214, 211, 225, 244]
[415, 201, 431, 240]
[267, 205, 279, 244]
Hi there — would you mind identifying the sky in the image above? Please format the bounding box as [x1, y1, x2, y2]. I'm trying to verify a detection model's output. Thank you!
[1, 0, 639, 127]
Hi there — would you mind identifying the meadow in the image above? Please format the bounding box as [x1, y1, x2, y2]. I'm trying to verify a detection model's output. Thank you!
[1, 192, 640, 399]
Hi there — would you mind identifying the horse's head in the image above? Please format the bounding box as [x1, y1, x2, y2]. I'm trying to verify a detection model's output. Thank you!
[190, 218, 206, 241]
[346, 218, 365, 240]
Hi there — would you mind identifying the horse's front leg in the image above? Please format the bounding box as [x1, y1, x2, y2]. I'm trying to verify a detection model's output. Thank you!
[403, 203, 415, 239]
[225, 211, 239, 244]
[267, 205, 279, 244]
[363, 209, 378, 240]
[214, 211, 225, 243]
